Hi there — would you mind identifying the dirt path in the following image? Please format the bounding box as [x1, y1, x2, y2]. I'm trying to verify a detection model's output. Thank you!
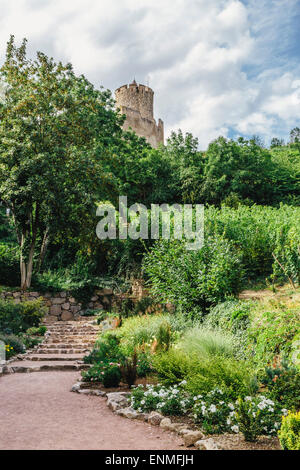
[0, 371, 184, 450]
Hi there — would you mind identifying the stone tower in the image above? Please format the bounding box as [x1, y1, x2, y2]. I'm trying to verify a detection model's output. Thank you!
[115, 80, 164, 148]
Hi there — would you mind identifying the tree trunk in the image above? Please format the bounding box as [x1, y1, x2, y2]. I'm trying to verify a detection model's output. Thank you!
[38, 229, 49, 272]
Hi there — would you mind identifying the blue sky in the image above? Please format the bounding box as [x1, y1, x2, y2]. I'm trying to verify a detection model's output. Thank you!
[0, 0, 299, 148]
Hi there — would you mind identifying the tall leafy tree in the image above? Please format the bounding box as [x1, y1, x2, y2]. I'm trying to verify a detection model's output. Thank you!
[201, 137, 274, 205]
[0, 36, 124, 289]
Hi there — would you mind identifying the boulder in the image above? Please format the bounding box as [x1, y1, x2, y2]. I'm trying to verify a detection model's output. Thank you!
[61, 311, 73, 321]
[106, 392, 130, 411]
[70, 382, 81, 392]
[60, 292, 67, 298]
[52, 298, 65, 305]
[183, 431, 205, 447]
[160, 418, 172, 430]
[148, 411, 163, 426]
[50, 305, 61, 316]
[116, 407, 139, 419]
[169, 423, 187, 433]
[195, 438, 221, 451]
[62, 303, 70, 310]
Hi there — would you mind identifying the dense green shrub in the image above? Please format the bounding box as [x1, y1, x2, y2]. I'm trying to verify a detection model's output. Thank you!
[0, 243, 20, 286]
[136, 352, 154, 377]
[26, 326, 47, 336]
[82, 361, 121, 387]
[102, 365, 122, 388]
[0, 299, 46, 334]
[83, 332, 124, 364]
[235, 395, 286, 442]
[152, 349, 197, 385]
[192, 388, 237, 434]
[205, 205, 300, 282]
[143, 236, 243, 316]
[204, 300, 251, 334]
[261, 361, 300, 411]
[0, 333, 25, 358]
[279, 411, 300, 450]
[248, 304, 299, 366]
[185, 356, 256, 400]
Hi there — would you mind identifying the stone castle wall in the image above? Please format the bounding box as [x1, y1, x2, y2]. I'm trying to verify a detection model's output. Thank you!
[115, 82, 164, 148]
[119, 105, 164, 148]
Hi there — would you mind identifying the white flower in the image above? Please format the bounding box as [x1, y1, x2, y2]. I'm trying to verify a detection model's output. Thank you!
[209, 404, 217, 413]
[231, 425, 239, 433]
[228, 403, 235, 410]
[141, 400, 145, 405]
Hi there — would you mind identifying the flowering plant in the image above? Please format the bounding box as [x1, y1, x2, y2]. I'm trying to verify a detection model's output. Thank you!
[192, 388, 237, 434]
[235, 395, 288, 441]
[131, 381, 193, 416]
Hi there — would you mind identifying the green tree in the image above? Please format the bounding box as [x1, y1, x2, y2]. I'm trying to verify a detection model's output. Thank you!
[162, 130, 204, 204]
[270, 137, 285, 148]
[201, 137, 274, 205]
[0, 36, 124, 289]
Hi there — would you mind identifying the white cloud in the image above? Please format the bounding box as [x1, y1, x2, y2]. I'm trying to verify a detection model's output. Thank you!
[0, 0, 299, 147]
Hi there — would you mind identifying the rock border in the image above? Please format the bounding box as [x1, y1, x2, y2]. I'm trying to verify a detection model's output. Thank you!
[70, 384, 222, 450]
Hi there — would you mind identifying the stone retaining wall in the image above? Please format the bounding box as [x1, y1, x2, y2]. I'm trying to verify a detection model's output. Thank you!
[1, 288, 115, 322]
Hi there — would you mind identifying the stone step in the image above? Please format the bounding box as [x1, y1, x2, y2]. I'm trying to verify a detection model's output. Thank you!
[34, 349, 90, 354]
[47, 332, 98, 336]
[37, 343, 93, 349]
[27, 354, 85, 361]
[47, 337, 97, 342]
[4, 362, 90, 373]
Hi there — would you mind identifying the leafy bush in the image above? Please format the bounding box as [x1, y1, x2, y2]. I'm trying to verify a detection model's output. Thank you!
[0, 299, 46, 334]
[102, 365, 122, 388]
[0, 333, 25, 358]
[261, 361, 300, 411]
[205, 204, 300, 282]
[82, 361, 121, 388]
[192, 388, 238, 434]
[143, 236, 243, 316]
[235, 395, 288, 441]
[131, 383, 193, 416]
[184, 356, 257, 400]
[136, 352, 154, 378]
[278, 411, 300, 450]
[248, 303, 300, 366]
[0, 243, 20, 286]
[26, 326, 47, 336]
[204, 300, 251, 335]
[83, 332, 124, 364]
[152, 349, 197, 385]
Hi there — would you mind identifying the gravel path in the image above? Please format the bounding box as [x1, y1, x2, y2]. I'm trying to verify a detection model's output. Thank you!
[0, 371, 184, 450]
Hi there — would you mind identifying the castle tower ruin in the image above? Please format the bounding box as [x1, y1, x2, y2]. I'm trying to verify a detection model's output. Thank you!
[115, 80, 164, 148]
